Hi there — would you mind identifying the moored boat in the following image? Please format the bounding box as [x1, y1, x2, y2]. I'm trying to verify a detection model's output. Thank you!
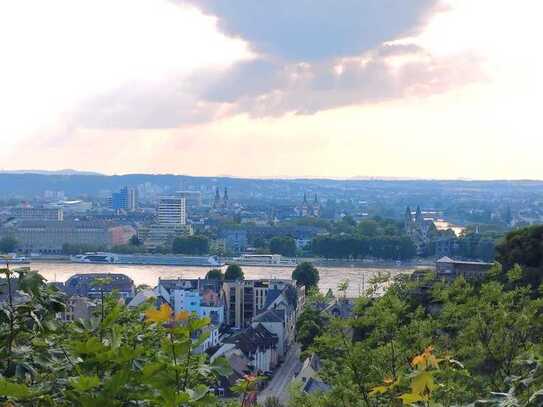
[70, 252, 224, 267]
[227, 254, 298, 267]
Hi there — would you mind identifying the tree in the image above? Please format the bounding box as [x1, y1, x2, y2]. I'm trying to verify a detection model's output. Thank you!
[129, 234, 142, 246]
[225, 264, 244, 280]
[0, 236, 18, 253]
[269, 236, 296, 257]
[495, 225, 543, 289]
[296, 307, 328, 351]
[62, 243, 105, 255]
[206, 269, 225, 280]
[0, 267, 232, 406]
[172, 235, 209, 255]
[292, 262, 319, 289]
[357, 219, 380, 237]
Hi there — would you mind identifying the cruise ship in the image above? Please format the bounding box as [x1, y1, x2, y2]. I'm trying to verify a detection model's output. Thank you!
[71, 253, 224, 267]
[227, 254, 298, 267]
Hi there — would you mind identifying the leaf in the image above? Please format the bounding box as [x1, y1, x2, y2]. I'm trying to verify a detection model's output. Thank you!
[175, 310, 190, 321]
[145, 304, 172, 323]
[72, 337, 104, 355]
[211, 356, 232, 377]
[18, 271, 45, 295]
[411, 371, 436, 396]
[111, 325, 121, 349]
[411, 354, 426, 368]
[369, 385, 389, 396]
[529, 388, 543, 403]
[0, 379, 32, 398]
[398, 392, 425, 405]
[187, 384, 209, 401]
[70, 375, 101, 392]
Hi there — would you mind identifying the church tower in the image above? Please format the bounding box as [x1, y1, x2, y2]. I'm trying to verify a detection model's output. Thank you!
[312, 194, 320, 217]
[213, 187, 220, 209]
[415, 205, 424, 226]
[404, 206, 413, 232]
[223, 187, 229, 209]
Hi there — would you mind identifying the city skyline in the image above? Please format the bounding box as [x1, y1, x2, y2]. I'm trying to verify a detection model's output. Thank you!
[1, 0, 541, 179]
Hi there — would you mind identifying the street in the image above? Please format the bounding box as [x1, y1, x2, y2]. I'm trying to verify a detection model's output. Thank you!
[259, 344, 302, 405]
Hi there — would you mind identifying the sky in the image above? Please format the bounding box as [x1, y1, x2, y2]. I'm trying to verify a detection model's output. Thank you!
[0, 0, 542, 179]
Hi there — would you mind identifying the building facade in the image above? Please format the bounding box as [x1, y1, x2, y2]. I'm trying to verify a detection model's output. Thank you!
[9, 220, 118, 254]
[222, 279, 303, 329]
[436, 256, 494, 281]
[111, 186, 137, 212]
[11, 206, 64, 221]
[157, 196, 186, 226]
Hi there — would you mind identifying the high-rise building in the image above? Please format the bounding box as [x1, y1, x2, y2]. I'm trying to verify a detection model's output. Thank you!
[111, 187, 137, 212]
[157, 196, 186, 226]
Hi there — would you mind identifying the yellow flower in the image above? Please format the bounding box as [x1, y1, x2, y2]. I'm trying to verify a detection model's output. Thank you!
[145, 304, 173, 323]
[175, 310, 190, 321]
[411, 354, 426, 368]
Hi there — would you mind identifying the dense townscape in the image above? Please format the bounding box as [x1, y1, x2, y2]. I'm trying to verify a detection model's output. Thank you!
[2, 0, 542, 404]
[2, 173, 541, 263]
[1, 173, 543, 405]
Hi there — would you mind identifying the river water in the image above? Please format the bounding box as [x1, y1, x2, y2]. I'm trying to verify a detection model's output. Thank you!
[30, 261, 419, 297]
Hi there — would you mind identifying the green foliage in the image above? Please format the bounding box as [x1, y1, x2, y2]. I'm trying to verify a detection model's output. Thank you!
[0, 236, 18, 253]
[269, 236, 297, 257]
[62, 243, 106, 255]
[172, 235, 209, 255]
[110, 243, 147, 254]
[292, 262, 319, 290]
[0, 266, 232, 406]
[206, 269, 225, 280]
[129, 235, 142, 246]
[311, 235, 416, 260]
[296, 307, 328, 353]
[225, 264, 244, 281]
[291, 230, 543, 407]
[495, 225, 543, 289]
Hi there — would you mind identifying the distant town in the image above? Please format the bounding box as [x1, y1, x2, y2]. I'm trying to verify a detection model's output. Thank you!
[1, 173, 540, 264]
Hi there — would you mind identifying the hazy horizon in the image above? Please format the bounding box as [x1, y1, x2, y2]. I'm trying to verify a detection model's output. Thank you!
[1, 0, 541, 179]
[3, 168, 543, 183]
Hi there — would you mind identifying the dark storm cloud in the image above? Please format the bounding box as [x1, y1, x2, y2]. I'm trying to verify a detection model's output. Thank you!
[180, 0, 440, 60]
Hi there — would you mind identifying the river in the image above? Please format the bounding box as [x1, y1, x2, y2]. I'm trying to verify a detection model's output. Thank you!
[29, 261, 421, 297]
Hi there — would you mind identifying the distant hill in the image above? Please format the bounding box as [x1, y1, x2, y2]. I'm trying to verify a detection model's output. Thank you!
[1, 172, 543, 200]
[0, 169, 103, 176]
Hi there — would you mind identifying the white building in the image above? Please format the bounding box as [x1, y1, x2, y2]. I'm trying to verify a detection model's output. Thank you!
[157, 196, 186, 226]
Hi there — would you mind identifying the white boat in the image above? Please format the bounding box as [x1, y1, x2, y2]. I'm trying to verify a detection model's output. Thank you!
[228, 254, 298, 267]
[0, 254, 31, 265]
[71, 252, 224, 267]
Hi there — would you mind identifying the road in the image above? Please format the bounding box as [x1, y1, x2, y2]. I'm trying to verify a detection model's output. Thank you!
[259, 344, 302, 405]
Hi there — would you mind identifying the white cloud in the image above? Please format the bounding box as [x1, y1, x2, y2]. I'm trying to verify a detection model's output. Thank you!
[0, 0, 250, 144]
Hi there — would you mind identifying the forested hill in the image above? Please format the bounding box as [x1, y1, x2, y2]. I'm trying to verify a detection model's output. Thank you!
[2, 172, 543, 199]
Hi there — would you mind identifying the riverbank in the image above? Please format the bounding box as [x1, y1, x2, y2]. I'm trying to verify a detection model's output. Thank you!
[26, 255, 435, 269]
[29, 261, 422, 297]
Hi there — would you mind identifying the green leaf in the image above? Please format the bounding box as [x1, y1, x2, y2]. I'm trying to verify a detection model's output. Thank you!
[18, 270, 45, 294]
[187, 384, 209, 401]
[0, 378, 32, 398]
[70, 375, 101, 392]
[398, 392, 425, 405]
[211, 356, 232, 377]
[71, 337, 104, 355]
